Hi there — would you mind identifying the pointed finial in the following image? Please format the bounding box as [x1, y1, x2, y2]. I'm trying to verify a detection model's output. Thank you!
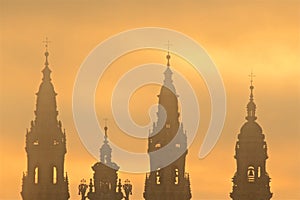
[165, 41, 172, 67]
[248, 70, 256, 102]
[246, 71, 257, 121]
[249, 70, 255, 86]
[103, 118, 108, 138]
[42, 37, 52, 81]
[42, 37, 51, 67]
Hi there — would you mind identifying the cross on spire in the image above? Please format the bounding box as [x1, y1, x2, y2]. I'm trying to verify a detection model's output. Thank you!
[165, 40, 172, 53]
[41, 37, 52, 81]
[42, 37, 51, 50]
[249, 70, 256, 87]
[103, 118, 108, 127]
[42, 37, 51, 69]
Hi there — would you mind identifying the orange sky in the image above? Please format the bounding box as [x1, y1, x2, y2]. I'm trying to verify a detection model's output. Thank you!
[1, 0, 300, 199]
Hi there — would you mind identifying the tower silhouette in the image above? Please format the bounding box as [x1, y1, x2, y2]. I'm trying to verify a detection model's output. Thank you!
[21, 44, 70, 200]
[230, 75, 272, 200]
[143, 52, 192, 200]
[87, 125, 123, 200]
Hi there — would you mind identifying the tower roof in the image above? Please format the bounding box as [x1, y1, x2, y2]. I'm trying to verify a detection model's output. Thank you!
[22, 41, 69, 199]
[34, 41, 58, 128]
[239, 73, 264, 139]
[245, 72, 257, 122]
[99, 124, 119, 169]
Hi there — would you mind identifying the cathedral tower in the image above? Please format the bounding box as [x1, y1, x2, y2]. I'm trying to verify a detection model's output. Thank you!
[230, 75, 272, 200]
[87, 125, 123, 200]
[143, 52, 192, 200]
[21, 43, 70, 200]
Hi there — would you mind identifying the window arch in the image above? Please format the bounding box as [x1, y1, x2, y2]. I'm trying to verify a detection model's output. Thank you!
[33, 140, 39, 146]
[247, 166, 255, 182]
[34, 167, 39, 184]
[53, 166, 57, 184]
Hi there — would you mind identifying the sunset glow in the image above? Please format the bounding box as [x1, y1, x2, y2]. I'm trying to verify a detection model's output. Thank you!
[1, 1, 300, 200]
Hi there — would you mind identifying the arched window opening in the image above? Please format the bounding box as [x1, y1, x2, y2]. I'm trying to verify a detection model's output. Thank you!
[33, 140, 39, 146]
[155, 143, 161, 148]
[156, 168, 161, 185]
[166, 124, 171, 128]
[104, 155, 107, 164]
[34, 167, 39, 184]
[53, 166, 57, 184]
[258, 166, 261, 178]
[176, 144, 181, 148]
[247, 166, 255, 182]
[175, 168, 179, 185]
[104, 180, 109, 192]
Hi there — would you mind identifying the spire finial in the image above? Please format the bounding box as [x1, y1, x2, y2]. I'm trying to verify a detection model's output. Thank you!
[248, 70, 256, 101]
[42, 37, 51, 67]
[165, 41, 172, 67]
[103, 118, 108, 138]
[41, 37, 52, 81]
[246, 71, 257, 121]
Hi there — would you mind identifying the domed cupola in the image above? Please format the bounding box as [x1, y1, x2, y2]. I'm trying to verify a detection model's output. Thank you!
[238, 74, 264, 140]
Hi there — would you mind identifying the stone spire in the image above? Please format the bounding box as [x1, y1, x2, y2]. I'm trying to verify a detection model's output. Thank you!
[144, 51, 191, 200]
[34, 41, 58, 129]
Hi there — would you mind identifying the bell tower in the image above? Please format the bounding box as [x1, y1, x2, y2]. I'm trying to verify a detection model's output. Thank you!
[143, 52, 192, 200]
[21, 41, 70, 200]
[230, 74, 272, 200]
[87, 125, 124, 200]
